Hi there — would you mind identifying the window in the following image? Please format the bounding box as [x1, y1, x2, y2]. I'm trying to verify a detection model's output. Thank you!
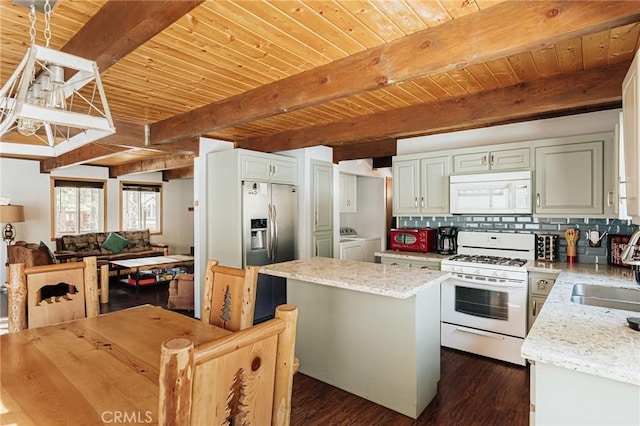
[121, 182, 162, 233]
[52, 178, 106, 237]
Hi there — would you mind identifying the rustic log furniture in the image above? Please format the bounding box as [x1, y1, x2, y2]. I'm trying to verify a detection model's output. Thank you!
[201, 259, 259, 331]
[0, 305, 233, 425]
[6, 256, 99, 333]
[167, 273, 195, 310]
[108, 255, 194, 293]
[159, 304, 298, 426]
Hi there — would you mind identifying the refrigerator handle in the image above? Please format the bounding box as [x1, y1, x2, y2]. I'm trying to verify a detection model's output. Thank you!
[273, 204, 278, 261]
[266, 204, 272, 261]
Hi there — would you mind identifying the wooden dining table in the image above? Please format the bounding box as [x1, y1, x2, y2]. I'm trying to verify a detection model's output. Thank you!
[0, 305, 231, 425]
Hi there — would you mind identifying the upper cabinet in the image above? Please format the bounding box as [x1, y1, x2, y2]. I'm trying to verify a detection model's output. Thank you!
[393, 154, 450, 216]
[623, 51, 640, 223]
[453, 147, 530, 174]
[339, 173, 357, 213]
[240, 152, 297, 184]
[533, 133, 615, 217]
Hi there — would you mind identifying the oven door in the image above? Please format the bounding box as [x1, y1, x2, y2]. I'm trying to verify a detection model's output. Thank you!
[441, 273, 527, 338]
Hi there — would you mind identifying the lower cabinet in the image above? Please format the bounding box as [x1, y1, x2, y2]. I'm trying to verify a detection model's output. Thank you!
[339, 239, 381, 263]
[379, 255, 441, 270]
[527, 271, 558, 331]
[529, 361, 639, 425]
[313, 232, 333, 258]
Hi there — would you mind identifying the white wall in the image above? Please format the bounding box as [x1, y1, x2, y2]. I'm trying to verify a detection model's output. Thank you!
[0, 157, 195, 283]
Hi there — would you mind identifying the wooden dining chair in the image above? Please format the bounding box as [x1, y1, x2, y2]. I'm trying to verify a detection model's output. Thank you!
[201, 259, 259, 331]
[6, 256, 100, 332]
[159, 304, 298, 426]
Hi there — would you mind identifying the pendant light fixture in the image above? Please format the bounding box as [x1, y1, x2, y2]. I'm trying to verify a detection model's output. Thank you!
[0, 0, 115, 152]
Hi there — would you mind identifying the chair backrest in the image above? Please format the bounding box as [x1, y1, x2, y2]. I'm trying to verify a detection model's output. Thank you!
[159, 304, 298, 426]
[8, 241, 55, 267]
[7, 256, 99, 332]
[201, 259, 259, 331]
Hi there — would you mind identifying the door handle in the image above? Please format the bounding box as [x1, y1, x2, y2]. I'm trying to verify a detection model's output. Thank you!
[272, 205, 278, 261]
[607, 191, 613, 207]
[420, 196, 424, 208]
[414, 197, 418, 208]
[266, 204, 272, 260]
[536, 193, 541, 208]
[490, 154, 495, 165]
[532, 300, 538, 316]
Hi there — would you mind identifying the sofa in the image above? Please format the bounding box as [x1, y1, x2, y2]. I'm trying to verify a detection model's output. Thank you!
[8, 241, 56, 267]
[55, 230, 168, 267]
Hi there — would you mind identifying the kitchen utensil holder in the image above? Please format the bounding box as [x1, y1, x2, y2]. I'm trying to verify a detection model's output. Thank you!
[536, 233, 559, 262]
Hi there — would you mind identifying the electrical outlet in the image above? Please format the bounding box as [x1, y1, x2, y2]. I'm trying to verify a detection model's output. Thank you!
[588, 230, 601, 247]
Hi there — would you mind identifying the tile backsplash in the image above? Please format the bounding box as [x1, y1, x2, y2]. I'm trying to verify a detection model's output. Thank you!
[397, 216, 638, 264]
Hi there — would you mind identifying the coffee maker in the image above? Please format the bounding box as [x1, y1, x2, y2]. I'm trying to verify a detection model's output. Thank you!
[437, 226, 458, 254]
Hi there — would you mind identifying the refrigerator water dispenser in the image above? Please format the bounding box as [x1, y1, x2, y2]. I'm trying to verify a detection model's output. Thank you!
[251, 218, 267, 250]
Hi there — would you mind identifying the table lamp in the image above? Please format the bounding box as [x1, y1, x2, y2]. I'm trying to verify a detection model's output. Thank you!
[0, 204, 25, 246]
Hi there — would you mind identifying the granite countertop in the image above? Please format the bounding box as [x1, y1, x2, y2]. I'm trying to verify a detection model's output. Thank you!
[259, 257, 448, 299]
[375, 250, 450, 262]
[522, 264, 640, 386]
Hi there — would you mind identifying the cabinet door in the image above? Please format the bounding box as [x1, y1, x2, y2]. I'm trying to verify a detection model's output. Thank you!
[380, 257, 412, 266]
[409, 259, 441, 270]
[241, 153, 272, 181]
[535, 142, 604, 215]
[420, 156, 450, 214]
[340, 242, 363, 261]
[528, 295, 547, 332]
[490, 147, 530, 171]
[453, 151, 489, 173]
[313, 232, 333, 258]
[339, 173, 357, 213]
[623, 53, 640, 221]
[270, 158, 297, 184]
[393, 159, 420, 215]
[311, 161, 333, 233]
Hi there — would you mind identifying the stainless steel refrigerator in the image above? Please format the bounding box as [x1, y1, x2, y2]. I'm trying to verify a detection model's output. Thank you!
[242, 181, 297, 323]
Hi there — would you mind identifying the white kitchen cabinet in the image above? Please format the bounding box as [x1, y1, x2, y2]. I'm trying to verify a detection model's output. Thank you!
[622, 50, 640, 223]
[530, 361, 639, 426]
[380, 255, 441, 270]
[240, 152, 297, 184]
[393, 154, 450, 216]
[453, 147, 530, 173]
[311, 160, 333, 257]
[339, 238, 380, 263]
[339, 173, 357, 213]
[534, 138, 607, 216]
[527, 271, 558, 332]
[313, 232, 333, 258]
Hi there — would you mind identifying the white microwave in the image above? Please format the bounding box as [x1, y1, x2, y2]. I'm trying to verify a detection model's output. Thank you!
[450, 171, 532, 215]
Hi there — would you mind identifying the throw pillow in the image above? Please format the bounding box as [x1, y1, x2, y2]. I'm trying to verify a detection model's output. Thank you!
[39, 241, 57, 263]
[102, 232, 128, 254]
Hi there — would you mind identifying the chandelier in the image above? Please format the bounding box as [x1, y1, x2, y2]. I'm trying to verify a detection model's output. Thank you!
[0, 0, 114, 151]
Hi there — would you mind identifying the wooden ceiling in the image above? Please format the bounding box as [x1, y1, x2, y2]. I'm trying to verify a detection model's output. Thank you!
[1, 0, 639, 178]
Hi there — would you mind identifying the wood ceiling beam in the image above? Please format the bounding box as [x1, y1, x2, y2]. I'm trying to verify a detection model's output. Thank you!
[163, 167, 194, 181]
[236, 61, 629, 153]
[109, 154, 195, 178]
[61, 0, 205, 74]
[149, 1, 640, 145]
[40, 143, 129, 173]
[332, 139, 397, 164]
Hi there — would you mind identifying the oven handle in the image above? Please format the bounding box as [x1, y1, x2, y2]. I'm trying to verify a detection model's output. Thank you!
[454, 326, 505, 340]
[445, 274, 525, 289]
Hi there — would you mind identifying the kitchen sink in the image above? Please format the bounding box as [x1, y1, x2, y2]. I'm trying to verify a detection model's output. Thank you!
[571, 284, 640, 313]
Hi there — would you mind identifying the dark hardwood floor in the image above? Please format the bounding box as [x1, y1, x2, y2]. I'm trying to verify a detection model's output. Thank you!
[0, 280, 530, 425]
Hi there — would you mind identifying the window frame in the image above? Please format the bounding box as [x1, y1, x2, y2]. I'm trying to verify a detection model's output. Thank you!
[119, 181, 163, 235]
[50, 177, 107, 239]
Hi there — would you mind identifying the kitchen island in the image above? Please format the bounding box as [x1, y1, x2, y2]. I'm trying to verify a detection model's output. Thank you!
[260, 257, 448, 419]
[522, 263, 640, 426]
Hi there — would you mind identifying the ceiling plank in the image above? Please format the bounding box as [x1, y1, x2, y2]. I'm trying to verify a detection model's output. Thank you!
[109, 154, 195, 178]
[149, 1, 640, 144]
[332, 139, 397, 163]
[61, 0, 205, 74]
[236, 60, 629, 152]
[163, 167, 194, 181]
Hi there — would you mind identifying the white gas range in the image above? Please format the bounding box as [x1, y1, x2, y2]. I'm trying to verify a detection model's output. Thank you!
[440, 231, 535, 366]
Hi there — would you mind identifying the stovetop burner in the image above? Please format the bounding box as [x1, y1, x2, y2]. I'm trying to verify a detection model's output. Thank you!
[447, 254, 528, 268]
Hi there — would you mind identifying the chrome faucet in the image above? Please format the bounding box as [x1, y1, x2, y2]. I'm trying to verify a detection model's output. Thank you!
[621, 228, 640, 266]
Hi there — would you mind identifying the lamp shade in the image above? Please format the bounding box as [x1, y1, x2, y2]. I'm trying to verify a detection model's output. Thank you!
[0, 205, 25, 223]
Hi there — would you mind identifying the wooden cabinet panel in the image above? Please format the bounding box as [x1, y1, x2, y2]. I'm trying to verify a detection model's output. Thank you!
[241, 153, 297, 184]
[393, 156, 450, 216]
[393, 159, 420, 215]
[453, 147, 530, 173]
[623, 51, 640, 222]
[339, 173, 357, 213]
